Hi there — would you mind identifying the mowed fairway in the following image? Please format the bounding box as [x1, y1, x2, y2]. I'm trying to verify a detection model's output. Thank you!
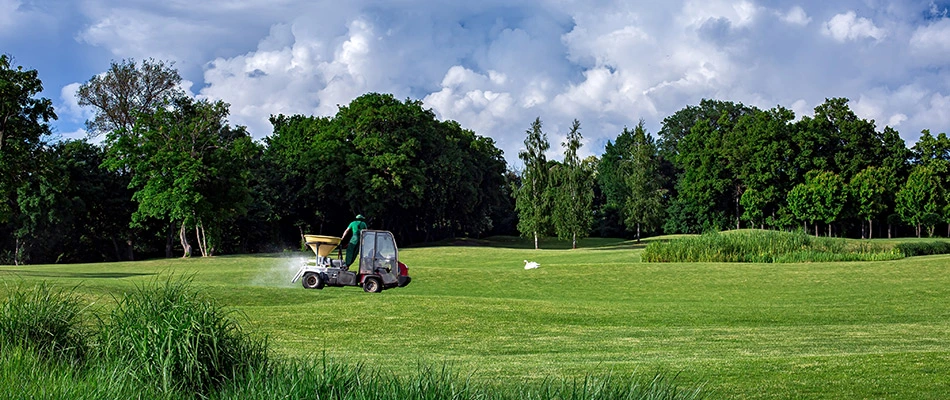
[1, 237, 949, 398]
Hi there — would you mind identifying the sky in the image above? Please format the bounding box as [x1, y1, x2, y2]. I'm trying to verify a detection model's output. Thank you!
[3, 0, 950, 168]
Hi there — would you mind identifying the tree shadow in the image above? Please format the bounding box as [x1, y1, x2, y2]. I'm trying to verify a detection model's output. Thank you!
[409, 236, 659, 250]
[0, 270, 156, 279]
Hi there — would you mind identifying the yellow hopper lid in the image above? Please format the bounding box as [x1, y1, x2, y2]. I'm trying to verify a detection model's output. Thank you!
[303, 235, 342, 257]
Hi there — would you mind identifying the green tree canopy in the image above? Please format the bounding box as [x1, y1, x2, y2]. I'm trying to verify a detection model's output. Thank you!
[515, 117, 551, 249]
[896, 165, 945, 238]
[551, 119, 593, 249]
[0, 54, 57, 264]
[849, 166, 888, 239]
[103, 95, 254, 257]
[77, 58, 183, 136]
[265, 93, 509, 245]
[622, 120, 665, 242]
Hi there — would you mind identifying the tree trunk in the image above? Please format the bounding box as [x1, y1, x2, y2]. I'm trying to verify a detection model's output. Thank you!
[112, 237, 122, 261]
[814, 223, 818, 237]
[14, 237, 19, 266]
[868, 219, 873, 239]
[180, 222, 192, 257]
[572, 232, 576, 250]
[533, 231, 538, 250]
[636, 223, 641, 244]
[196, 225, 206, 257]
[166, 222, 175, 258]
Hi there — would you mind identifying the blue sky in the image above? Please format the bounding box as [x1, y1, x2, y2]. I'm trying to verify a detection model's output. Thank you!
[3, 0, 950, 167]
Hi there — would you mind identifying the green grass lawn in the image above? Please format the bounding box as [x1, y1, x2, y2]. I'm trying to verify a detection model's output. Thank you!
[2, 236, 948, 399]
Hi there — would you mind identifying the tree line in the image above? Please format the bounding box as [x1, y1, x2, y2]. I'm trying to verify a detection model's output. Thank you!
[2, 55, 949, 264]
[1, 57, 512, 264]
[519, 98, 950, 245]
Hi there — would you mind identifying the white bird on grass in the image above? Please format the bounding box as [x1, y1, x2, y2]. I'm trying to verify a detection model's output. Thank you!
[524, 260, 540, 270]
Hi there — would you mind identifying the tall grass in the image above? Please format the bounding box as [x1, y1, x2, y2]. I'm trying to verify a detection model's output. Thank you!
[642, 230, 904, 263]
[98, 276, 270, 394]
[0, 282, 88, 364]
[0, 279, 705, 399]
[894, 241, 950, 257]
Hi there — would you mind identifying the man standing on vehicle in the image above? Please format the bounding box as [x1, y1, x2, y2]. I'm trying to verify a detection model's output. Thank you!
[341, 214, 367, 269]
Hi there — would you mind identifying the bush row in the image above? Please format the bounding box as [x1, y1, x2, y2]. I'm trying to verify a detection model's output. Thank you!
[894, 241, 950, 257]
[641, 230, 907, 263]
[0, 280, 706, 399]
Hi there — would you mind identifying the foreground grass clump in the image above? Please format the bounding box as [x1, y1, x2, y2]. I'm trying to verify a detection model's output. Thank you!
[98, 277, 270, 394]
[0, 282, 88, 364]
[642, 230, 904, 263]
[0, 279, 704, 399]
[217, 359, 704, 400]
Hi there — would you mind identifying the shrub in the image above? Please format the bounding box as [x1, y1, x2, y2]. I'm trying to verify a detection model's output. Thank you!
[642, 230, 902, 263]
[97, 277, 269, 395]
[895, 241, 950, 257]
[0, 282, 88, 364]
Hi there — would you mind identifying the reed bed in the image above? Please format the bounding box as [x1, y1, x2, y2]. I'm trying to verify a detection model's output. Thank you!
[641, 230, 905, 263]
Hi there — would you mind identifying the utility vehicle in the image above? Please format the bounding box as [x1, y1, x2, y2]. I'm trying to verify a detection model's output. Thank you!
[291, 230, 411, 293]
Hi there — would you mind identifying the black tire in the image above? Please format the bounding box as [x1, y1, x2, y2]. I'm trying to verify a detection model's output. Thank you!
[302, 272, 323, 289]
[363, 277, 382, 293]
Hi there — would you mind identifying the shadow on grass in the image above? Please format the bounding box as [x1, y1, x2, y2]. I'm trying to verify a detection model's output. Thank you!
[0, 271, 156, 279]
[409, 236, 665, 250]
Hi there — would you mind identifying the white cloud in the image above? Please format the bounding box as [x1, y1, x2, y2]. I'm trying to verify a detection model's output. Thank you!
[823, 11, 886, 42]
[909, 18, 950, 64]
[680, 0, 759, 29]
[16, 0, 950, 161]
[888, 113, 908, 127]
[58, 82, 87, 123]
[779, 6, 811, 26]
[424, 66, 515, 141]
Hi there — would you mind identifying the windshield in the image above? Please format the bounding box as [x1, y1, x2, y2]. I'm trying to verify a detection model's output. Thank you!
[359, 231, 398, 275]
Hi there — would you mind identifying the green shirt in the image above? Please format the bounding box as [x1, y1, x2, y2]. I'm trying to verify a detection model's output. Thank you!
[347, 220, 367, 244]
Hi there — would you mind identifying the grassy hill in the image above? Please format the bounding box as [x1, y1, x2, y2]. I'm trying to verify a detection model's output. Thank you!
[1, 235, 948, 398]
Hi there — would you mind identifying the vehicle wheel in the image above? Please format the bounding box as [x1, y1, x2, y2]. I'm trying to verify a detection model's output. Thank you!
[302, 272, 323, 289]
[363, 277, 382, 293]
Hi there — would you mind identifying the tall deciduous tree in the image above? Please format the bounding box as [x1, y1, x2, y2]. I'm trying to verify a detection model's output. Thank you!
[266, 93, 509, 246]
[0, 54, 56, 264]
[665, 119, 732, 233]
[788, 171, 846, 237]
[896, 165, 944, 238]
[77, 58, 183, 136]
[730, 106, 796, 230]
[551, 119, 593, 249]
[516, 117, 551, 249]
[911, 129, 950, 165]
[794, 98, 880, 182]
[597, 126, 636, 237]
[622, 120, 665, 242]
[659, 100, 753, 233]
[849, 166, 888, 239]
[103, 96, 254, 257]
